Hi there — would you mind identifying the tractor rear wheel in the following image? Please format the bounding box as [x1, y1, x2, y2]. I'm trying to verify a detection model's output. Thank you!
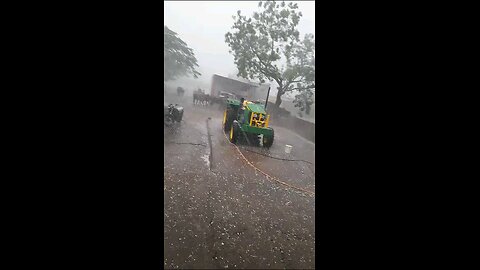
[263, 129, 274, 148]
[223, 108, 234, 133]
[229, 122, 239, 144]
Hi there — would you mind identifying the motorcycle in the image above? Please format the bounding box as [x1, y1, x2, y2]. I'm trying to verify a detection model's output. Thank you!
[164, 103, 184, 127]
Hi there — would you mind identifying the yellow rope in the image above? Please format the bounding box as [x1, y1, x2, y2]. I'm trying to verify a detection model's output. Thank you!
[164, 125, 315, 197]
[223, 130, 315, 197]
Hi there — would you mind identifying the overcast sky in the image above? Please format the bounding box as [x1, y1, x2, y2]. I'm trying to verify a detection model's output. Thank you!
[164, 0, 315, 92]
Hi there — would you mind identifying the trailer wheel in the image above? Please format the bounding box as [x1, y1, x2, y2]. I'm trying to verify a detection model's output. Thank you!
[263, 129, 274, 148]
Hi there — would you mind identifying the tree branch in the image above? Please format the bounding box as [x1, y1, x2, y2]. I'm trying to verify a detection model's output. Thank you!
[250, 44, 281, 83]
[288, 85, 315, 92]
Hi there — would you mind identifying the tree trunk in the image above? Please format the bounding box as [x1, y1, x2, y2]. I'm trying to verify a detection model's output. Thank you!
[274, 87, 283, 109]
[275, 93, 282, 108]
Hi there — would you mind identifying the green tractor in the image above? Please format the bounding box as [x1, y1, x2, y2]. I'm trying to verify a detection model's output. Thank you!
[222, 98, 274, 148]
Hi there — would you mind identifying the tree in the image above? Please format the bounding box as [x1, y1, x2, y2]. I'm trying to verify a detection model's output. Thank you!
[225, 0, 315, 110]
[293, 88, 314, 116]
[164, 26, 201, 82]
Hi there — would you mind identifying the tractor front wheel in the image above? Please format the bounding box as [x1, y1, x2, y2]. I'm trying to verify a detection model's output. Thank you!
[263, 129, 274, 148]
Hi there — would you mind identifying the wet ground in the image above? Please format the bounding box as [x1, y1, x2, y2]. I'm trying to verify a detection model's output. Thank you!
[164, 92, 315, 269]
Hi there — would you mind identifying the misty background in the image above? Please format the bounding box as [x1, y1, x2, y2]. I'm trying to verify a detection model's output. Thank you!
[164, 1, 315, 122]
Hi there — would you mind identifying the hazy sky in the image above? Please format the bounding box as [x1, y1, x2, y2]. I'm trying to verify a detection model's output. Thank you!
[164, 0, 315, 90]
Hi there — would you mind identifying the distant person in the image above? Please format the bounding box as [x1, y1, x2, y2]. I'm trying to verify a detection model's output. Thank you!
[237, 97, 246, 123]
[232, 97, 244, 116]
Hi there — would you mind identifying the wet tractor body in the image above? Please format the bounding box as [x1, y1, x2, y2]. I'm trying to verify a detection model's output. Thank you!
[222, 98, 274, 148]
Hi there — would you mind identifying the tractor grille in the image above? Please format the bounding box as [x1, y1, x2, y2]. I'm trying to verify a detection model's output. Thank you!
[250, 113, 268, 128]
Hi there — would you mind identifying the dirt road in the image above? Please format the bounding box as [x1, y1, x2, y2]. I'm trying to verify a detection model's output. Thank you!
[164, 92, 315, 269]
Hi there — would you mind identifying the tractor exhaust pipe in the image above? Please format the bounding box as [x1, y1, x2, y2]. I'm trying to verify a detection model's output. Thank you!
[264, 86, 271, 111]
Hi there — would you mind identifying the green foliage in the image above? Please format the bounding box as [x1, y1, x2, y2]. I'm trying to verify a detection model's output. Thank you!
[225, 1, 315, 109]
[293, 87, 314, 115]
[164, 26, 201, 82]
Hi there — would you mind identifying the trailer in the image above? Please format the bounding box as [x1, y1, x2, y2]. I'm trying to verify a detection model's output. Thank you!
[210, 74, 269, 101]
